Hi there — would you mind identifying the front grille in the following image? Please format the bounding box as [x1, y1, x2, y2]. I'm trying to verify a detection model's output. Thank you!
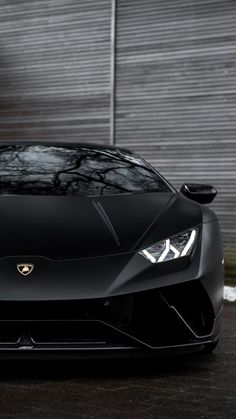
[0, 281, 215, 349]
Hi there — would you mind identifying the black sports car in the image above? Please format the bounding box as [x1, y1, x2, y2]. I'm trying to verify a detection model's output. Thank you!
[0, 142, 224, 358]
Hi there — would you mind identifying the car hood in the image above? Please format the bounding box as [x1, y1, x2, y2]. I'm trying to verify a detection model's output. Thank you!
[0, 192, 173, 260]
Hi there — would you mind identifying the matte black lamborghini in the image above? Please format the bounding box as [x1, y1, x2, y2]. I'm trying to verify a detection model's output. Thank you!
[0, 142, 224, 358]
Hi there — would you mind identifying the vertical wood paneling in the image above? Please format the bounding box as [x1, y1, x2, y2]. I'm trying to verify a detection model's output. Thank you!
[115, 0, 236, 278]
[0, 0, 111, 143]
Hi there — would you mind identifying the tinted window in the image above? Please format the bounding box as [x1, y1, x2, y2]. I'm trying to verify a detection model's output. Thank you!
[0, 145, 170, 196]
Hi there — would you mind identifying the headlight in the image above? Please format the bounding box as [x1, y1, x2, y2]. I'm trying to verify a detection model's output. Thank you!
[138, 229, 197, 263]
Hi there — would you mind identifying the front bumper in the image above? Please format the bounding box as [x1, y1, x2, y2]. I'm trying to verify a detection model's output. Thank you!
[0, 280, 223, 358]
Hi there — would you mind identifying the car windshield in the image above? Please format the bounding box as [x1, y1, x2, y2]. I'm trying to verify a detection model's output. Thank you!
[0, 145, 170, 196]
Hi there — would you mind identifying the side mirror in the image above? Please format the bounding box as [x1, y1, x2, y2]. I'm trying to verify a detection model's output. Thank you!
[180, 183, 217, 204]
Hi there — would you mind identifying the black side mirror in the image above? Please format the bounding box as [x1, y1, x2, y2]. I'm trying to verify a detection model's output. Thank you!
[180, 183, 217, 204]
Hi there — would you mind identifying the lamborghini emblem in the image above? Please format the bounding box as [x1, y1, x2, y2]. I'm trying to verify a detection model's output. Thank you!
[17, 264, 34, 276]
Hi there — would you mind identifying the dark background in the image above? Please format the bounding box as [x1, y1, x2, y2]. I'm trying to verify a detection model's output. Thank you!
[0, 0, 235, 278]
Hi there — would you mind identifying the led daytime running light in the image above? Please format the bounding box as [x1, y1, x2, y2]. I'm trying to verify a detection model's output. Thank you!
[139, 229, 197, 264]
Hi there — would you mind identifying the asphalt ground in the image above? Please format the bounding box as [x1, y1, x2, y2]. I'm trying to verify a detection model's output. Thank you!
[0, 303, 235, 419]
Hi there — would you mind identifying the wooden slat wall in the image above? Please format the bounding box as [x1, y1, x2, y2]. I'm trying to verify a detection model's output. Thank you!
[115, 0, 236, 278]
[0, 0, 111, 143]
